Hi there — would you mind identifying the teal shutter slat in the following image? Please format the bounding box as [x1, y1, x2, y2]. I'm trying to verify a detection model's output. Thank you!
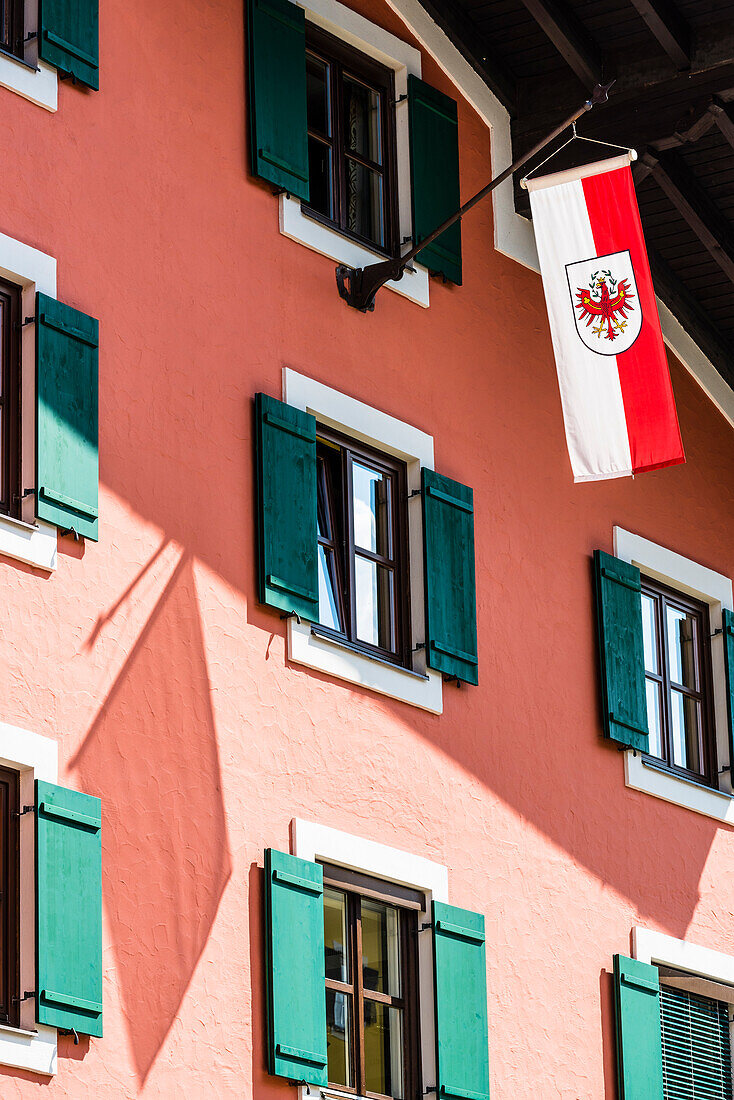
[36, 293, 99, 542]
[593, 550, 648, 750]
[432, 901, 490, 1100]
[660, 985, 733, 1100]
[723, 609, 734, 778]
[39, 0, 99, 89]
[255, 393, 318, 621]
[408, 75, 462, 285]
[613, 955, 663, 1100]
[35, 780, 103, 1038]
[264, 849, 327, 1086]
[247, 0, 309, 200]
[422, 468, 478, 684]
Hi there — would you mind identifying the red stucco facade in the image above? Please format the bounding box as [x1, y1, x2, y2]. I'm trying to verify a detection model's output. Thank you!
[2, 0, 734, 1096]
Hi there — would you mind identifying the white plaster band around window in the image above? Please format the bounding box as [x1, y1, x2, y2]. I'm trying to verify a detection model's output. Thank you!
[282, 367, 443, 713]
[279, 0, 430, 308]
[293, 818, 448, 1100]
[614, 526, 734, 823]
[0, 231, 58, 572]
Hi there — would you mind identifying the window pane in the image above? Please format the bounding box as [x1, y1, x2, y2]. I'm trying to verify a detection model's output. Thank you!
[324, 888, 350, 982]
[361, 899, 400, 996]
[352, 462, 390, 555]
[307, 54, 330, 136]
[308, 137, 333, 219]
[326, 989, 353, 1087]
[344, 158, 384, 247]
[342, 75, 382, 164]
[355, 556, 394, 650]
[666, 606, 699, 690]
[646, 678, 663, 759]
[364, 1002, 403, 1098]
[318, 545, 341, 631]
[670, 689, 702, 773]
[641, 593, 658, 674]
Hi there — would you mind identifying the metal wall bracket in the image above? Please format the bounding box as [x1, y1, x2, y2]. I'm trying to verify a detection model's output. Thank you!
[12, 805, 35, 819]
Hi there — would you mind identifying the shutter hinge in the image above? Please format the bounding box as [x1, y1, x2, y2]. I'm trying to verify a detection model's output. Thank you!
[24, 31, 37, 42]
[12, 805, 35, 819]
[412, 642, 425, 652]
[406, 489, 422, 501]
[14, 316, 36, 331]
[390, 93, 408, 107]
[711, 628, 724, 638]
[12, 488, 36, 504]
[12, 990, 36, 1004]
[59, 1027, 80, 1045]
[414, 922, 433, 934]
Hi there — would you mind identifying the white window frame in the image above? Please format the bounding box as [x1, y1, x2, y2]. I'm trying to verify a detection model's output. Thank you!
[282, 367, 443, 713]
[0, 721, 59, 1076]
[614, 526, 734, 823]
[0, 231, 58, 572]
[0, 1, 57, 111]
[293, 817, 448, 1100]
[280, 0, 430, 308]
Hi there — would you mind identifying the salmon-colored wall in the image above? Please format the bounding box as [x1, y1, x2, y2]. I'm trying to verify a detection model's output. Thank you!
[2, 0, 734, 1096]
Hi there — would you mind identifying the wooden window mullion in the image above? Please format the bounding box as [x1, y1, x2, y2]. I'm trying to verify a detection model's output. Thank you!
[353, 896, 367, 1097]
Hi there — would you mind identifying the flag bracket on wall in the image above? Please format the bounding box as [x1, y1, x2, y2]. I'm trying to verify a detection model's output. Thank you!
[335, 81, 616, 312]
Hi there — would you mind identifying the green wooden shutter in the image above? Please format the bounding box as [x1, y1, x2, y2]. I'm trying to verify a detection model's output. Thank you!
[723, 609, 734, 779]
[593, 550, 648, 751]
[255, 393, 318, 621]
[408, 75, 461, 286]
[36, 293, 99, 542]
[35, 780, 102, 1037]
[432, 901, 490, 1100]
[39, 0, 99, 90]
[613, 955, 663, 1100]
[422, 468, 478, 685]
[264, 849, 328, 1086]
[247, 0, 309, 200]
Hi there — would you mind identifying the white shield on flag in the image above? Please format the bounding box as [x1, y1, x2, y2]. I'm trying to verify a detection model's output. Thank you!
[565, 249, 642, 356]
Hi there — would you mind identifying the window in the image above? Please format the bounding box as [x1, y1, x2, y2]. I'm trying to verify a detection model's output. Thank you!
[321, 864, 421, 1099]
[659, 981, 733, 1100]
[305, 25, 398, 256]
[316, 426, 410, 667]
[0, 277, 20, 520]
[0, 0, 22, 59]
[0, 766, 18, 1029]
[641, 576, 716, 785]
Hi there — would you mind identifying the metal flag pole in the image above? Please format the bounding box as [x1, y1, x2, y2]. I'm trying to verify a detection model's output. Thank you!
[335, 81, 615, 313]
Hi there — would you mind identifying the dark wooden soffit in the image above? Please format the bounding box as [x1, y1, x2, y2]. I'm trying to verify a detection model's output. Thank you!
[418, 0, 734, 389]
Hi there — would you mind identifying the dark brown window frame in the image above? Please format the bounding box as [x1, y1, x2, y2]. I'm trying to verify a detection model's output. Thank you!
[304, 23, 399, 259]
[315, 424, 411, 668]
[0, 276, 21, 521]
[0, 0, 24, 60]
[0, 765, 19, 1029]
[641, 575, 717, 787]
[321, 862, 422, 1100]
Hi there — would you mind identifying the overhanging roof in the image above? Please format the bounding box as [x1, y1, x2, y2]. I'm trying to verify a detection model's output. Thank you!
[419, 0, 734, 390]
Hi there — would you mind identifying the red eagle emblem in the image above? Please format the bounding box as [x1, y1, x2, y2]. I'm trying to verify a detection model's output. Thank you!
[575, 269, 635, 342]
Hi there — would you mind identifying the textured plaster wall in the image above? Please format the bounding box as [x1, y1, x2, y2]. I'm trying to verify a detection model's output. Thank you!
[1, 0, 734, 1097]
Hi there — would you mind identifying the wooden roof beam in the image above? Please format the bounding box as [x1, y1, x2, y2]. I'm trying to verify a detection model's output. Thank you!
[625, 0, 691, 71]
[642, 150, 734, 285]
[517, 0, 602, 89]
[417, 0, 517, 111]
[710, 98, 734, 151]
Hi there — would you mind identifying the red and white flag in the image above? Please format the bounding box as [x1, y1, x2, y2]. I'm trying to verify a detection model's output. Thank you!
[527, 154, 684, 482]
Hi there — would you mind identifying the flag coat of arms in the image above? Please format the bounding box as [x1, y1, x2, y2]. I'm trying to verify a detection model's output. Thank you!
[527, 154, 685, 482]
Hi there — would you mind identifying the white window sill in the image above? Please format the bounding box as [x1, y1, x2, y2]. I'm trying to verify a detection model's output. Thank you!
[0, 52, 57, 111]
[0, 515, 57, 571]
[288, 618, 443, 713]
[0, 1022, 57, 1076]
[625, 750, 734, 825]
[280, 196, 430, 308]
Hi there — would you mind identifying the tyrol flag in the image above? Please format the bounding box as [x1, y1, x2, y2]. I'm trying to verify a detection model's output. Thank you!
[526, 154, 684, 482]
